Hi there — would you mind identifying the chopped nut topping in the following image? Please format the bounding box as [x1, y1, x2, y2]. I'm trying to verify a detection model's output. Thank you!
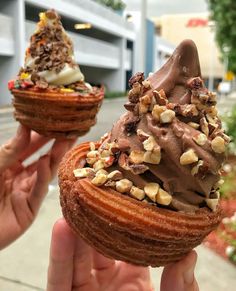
[100, 150, 111, 158]
[211, 136, 226, 153]
[104, 180, 116, 188]
[137, 129, 150, 141]
[86, 157, 97, 165]
[205, 198, 219, 211]
[208, 92, 217, 103]
[180, 149, 198, 165]
[129, 164, 149, 174]
[140, 94, 152, 105]
[91, 173, 108, 186]
[132, 82, 142, 94]
[96, 169, 108, 176]
[93, 160, 105, 172]
[73, 167, 94, 178]
[160, 109, 175, 123]
[142, 80, 151, 89]
[107, 170, 123, 181]
[129, 72, 144, 87]
[200, 117, 209, 137]
[188, 122, 200, 129]
[153, 90, 167, 105]
[129, 150, 145, 164]
[143, 147, 161, 164]
[144, 183, 160, 202]
[130, 186, 145, 200]
[199, 93, 209, 103]
[118, 152, 130, 170]
[116, 179, 133, 193]
[139, 102, 149, 114]
[193, 133, 207, 146]
[191, 160, 204, 176]
[102, 156, 115, 167]
[143, 136, 157, 151]
[181, 104, 199, 117]
[156, 189, 172, 205]
[89, 142, 96, 151]
[152, 105, 166, 122]
[187, 77, 204, 89]
[87, 150, 98, 158]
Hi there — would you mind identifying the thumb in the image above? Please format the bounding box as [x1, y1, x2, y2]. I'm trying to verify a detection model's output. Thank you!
[160, 251, 199, 291]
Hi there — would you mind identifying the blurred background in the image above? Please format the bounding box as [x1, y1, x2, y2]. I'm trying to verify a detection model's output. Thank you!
[0, 0, 236, 290]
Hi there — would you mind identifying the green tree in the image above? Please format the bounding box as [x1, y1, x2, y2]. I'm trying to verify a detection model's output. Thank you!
[208, 0, 236, 73]
[95, 0, 126, 11]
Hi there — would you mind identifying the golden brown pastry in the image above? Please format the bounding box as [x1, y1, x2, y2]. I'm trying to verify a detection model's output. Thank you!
[8, 10, 103, 138]
[59, 40, 229, 266]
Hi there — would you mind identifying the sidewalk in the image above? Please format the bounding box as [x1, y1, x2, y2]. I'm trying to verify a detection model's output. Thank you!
[0, 98, 235, 291]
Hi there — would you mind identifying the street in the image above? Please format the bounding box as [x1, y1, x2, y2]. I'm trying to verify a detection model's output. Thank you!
[0, 98, 235, 291]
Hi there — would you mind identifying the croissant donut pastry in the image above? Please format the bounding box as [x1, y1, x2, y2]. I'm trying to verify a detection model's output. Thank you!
[59, 40, 229, 266]
[8, 10, 104, 138]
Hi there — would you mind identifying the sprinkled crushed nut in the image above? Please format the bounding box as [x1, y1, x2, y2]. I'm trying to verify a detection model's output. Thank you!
[142, 80, 151, 89]
[129, 150, 145, 164]
[193, 133, 207, 146]
[73, 167, 94, 178]
[211, 136, 226, 153]
[137, 129, 150, 141]
[107, 170, 123, 181]
[181, 104, 199, 117]
[152, 105, 166, 122]
[143, 136, 157, 151]
[100, 150, 111, 158]
[102, 156, 115, 167]
[200, 117, 209, 137]
[89, 142, 96, 151]
[139, 103, 149, 114]
[140, 94, 152, 105]
[130, 186, 145, 200]
[144, 183, 160, 202]
[180, 149, 198, 165]
[188, 122, 200, 129]
[116, 179, 133, 193]
[191, 160, 204, 176]
[87, 150, 98, 158]
[143, 147, 161, 164]
[132, 82, 142, 94]
[104, 180, 116, 188]
[118, 152, 130, 170]
[199, 93, 209, 103]
[96, 169, 108, 176]
[205, 198, 219, 211]
[208, 92, 217, 103]
[153, 90, 167, 105]
[91, 173, 108, 186]
[86, 157, 97, 165]
[156, 188, 172, 205]
[160, 109, 175, 123]
[93, 160, 105, 172]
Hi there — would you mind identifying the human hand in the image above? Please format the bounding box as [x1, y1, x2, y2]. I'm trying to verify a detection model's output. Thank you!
[0, 125, 75, 250]
[47, 218, 199, 291]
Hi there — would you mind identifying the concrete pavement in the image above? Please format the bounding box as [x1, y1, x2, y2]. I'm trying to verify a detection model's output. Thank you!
[0, 99, 235, 291]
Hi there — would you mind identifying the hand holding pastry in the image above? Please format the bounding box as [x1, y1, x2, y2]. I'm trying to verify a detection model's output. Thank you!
[0, 125, 75, 249]
[47, 218, 199, 291]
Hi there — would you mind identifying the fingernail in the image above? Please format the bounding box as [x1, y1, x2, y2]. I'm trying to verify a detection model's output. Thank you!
[183, 264, 196, 285]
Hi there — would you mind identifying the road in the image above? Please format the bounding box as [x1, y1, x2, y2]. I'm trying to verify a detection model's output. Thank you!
[0, 99, 235, 291]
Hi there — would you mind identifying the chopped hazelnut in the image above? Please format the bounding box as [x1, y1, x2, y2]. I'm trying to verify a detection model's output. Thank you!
[89, 142, 96, 151]
[129, 150, 145, 164]
[100, 149, 111, 158]
[143, 136, 157, 151]
[180, 149, 198, 165]
[96, 169, 108, 176]
[87, 150, 98, 158]
[140, 94, 152, 105]
[191, 160, 204, 176]
[205, 198, 219, 211]
[200, 117, 209, 137]
[86, 157, 97, 165]
[211, 136, 226, 153]
[188, 122, 200, 129]
[139, 103, 149, 114]
[91, 173, 108, 186]
[93, 160, 105, 172]
[156, 188, 172, 205]
[160, 109, 175, 123]
[153, 90, 167, 105]
[107, 170, 123, 181]
[193, 133, 207, 146]
[137, 129, 150, 141]
[102, 156, 115, 167]
[130, 186, 145, 200]
[73, 167, 94, 178]
[182, 104, 199, 117]
[132, 82, 142, 94]
[144, 183, 160, 202]
[142, 80, 151, 89]
[143, 147, 161, 164]
[116, 179, 133, 193]
[152, 105, 166, 122]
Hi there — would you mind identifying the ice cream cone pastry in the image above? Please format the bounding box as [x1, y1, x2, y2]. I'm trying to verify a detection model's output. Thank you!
[59, 40, 230, 266]
[9, 10, 104, 138]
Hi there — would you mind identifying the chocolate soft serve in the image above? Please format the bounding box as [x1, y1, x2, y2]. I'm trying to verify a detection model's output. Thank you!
[73, 40, 229, 213]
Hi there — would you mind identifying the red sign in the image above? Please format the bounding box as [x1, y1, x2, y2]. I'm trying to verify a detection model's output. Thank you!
[186, 18, 208, 27]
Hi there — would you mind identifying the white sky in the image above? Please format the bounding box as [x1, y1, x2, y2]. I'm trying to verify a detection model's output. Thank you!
[124, 0, 208, 17]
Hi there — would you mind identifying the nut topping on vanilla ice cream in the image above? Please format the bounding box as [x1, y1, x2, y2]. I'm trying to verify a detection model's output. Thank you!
[73, 40, 230, 213]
